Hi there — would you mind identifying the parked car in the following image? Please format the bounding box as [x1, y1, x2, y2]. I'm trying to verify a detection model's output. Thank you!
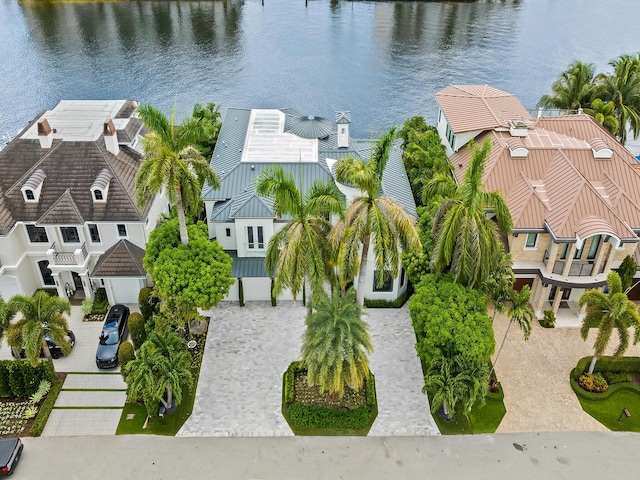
[11, 331, 75, 360]
[96, 304, 130, 369]
[0, 438, 23, 476]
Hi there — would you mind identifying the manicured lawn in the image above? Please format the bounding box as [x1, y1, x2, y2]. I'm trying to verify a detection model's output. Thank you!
[430, 393, 506, 435]
[116, 370, 198, 436]
[576, 388, 640, 432]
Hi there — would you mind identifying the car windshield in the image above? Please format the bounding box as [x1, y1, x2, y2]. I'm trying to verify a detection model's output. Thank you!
[99, 330, 119, 346]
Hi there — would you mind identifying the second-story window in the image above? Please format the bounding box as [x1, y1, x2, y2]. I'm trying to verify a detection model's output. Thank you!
[88, 224, 101, 243]
[94, 190, 103, 201]
[525, 233, 538, 248]
[587, 235, 601, 260]
[445, 123, 456, 150]
[26, 225, 48, 243]
[247, 226, 264, 249]
[117, 224, 127, 237]
[60, 226, 80, 243]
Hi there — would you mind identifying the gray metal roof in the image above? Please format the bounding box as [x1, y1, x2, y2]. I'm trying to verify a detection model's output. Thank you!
[230, 187, 274, 219]
[285, 115, 333, 139]
[205, 108, 417, 221]
[227, 251, 268, 278]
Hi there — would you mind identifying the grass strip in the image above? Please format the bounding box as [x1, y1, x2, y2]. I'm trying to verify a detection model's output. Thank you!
[30, 378, 64, 437]
[65, 371, 121, 375]
[53, 406, 123, 410]
[62, 388, 127, 392]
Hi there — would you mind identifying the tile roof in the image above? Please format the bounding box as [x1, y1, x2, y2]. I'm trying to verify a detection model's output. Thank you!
[91, 239, 146, 277]
[0, 101, 150, 235]
[435, 85, 532, 134]
[205, 108, 417, 221]
[449, 105, 640, 243]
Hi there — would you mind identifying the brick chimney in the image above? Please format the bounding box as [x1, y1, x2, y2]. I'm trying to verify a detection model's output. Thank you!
[103, 118, 120, 155]
[37, 119, 53, 149]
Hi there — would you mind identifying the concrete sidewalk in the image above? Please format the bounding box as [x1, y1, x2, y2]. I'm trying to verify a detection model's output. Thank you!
[18, 432, 639, 479]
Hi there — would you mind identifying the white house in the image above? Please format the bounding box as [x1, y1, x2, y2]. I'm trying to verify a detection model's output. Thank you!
[202, 108, 416, 303]
[0, 100, 169, 305]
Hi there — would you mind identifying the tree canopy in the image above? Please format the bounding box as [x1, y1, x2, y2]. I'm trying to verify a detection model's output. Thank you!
[144, 219, 234, 312]
[409, 274, 495, 367]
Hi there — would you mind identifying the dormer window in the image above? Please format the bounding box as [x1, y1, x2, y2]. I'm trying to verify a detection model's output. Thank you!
[90, 168, 113, 203]
[21, 169, 46, 203]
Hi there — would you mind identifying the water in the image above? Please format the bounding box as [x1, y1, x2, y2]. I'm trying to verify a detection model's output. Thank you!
[1, 0, 640, 143]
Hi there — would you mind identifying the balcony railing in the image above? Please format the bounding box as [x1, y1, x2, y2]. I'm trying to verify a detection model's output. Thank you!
[48, 242, 88, 266]
[551, 260, 594, 277]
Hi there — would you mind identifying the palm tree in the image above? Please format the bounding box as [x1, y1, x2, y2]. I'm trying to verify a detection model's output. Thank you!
[579, 271, 640, 374]
[256, 166, 344, 307]
[424, 139, 513, 289]
[300, 287, 373, 399]
[125, 338, 193, 426]
[136, 104, 220, 245]
[6, 291, 71, 368]
[583, 98, 620, 136]
[490, 285, 533, 378]
[597, 54, 640, 145]
[0, 296, 14, 349]
[538, 61, 597, 110]
[145, 328, 188, 357]
[483, 252, 514, 323]
[423, 354, 489, 420]
[330, 127, 422, 304]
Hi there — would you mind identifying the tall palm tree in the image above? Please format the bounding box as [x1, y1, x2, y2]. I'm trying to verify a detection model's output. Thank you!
[538, 61, 597, 110]
[330, 127, 422, 304]
[579, 271, 640, 374]
[145, 328, 188, 358]
[490, 285, 533, 378]
[423, 354, 489, 420]
[583, 98, 620, 136]
[597, 54, 640, 145]
[0, 296, 14, 349]
[256, 166, 344, 307]
[136, 104, 220, 245]
[6, 291, 71, 368]
[300, 287, 373, 399]
[424, 139, 513, 289]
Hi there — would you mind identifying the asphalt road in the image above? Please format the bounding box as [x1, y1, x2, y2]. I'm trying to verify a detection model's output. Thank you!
[16, 432, 638, 479]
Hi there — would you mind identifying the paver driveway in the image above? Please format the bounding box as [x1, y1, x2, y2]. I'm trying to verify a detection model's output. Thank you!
[179, 302, 438, 437]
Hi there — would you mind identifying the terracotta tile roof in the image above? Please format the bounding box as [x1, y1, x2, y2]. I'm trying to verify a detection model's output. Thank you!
[448, 98, 640, 243]
[91, 239, 146, 277]
[0, 100, 150, 234]
[435, 85, 531, 134]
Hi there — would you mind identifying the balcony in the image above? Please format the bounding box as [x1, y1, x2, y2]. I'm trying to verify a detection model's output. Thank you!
[551, 260, 594, 277]
[243, 243, 266, 258]
[47, 242, 88, 266]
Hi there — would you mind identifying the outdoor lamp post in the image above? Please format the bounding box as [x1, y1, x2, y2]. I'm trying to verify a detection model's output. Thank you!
[618, 406, 631, 422]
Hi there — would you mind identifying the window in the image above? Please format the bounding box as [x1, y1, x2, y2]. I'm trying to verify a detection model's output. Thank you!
[587, 235, 601, 260]
[400, 268, 406, 288]
[38, 260, 55, 286]
[574, 244, 584, 260]
[117, 224, 127, 237]
[226, 228, 231, 237]
[373, 271, 393, 292]
[247, 226, 264, 249]
[60, 226, 79, 243]
[25, 189, 35, 200]
[26, 225, 48, 243]
[525, 233, 538, 248]
[93, 190, 103, 201]
[560, 243, 569, 260]
[445, 123, 456, 150]
[88, 224, 101, 243]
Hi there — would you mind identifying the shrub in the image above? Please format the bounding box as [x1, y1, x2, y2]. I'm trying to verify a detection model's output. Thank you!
[21, 361, 40, 395]
[600, 371, 632, 385]
[578, 373, 609, 393]
[574, 356, 640, 380]
[0, 362, 10, 397]
[81, 297, 94, 316]
[540, 310, 556, 328]
[34, 288, 58, 297]
[239, 278, 245, 307]
[138, 287, 154, 320]
[128, 312, 146, 350]
[8, 362, 26, 397]
[30, 379, 63, 436]
[34, 360, 55, 383]
[91, 288, 109, 314]
[118, 341, 136, 380]
[364, 292, 408, 308]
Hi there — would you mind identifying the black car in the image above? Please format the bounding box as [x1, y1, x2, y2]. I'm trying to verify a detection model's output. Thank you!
[96, 304, 129, 369]
[11, 331, 75, 360]
[0, 438, 23, 476]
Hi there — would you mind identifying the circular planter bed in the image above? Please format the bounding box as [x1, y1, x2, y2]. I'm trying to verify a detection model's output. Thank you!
[281, 361, 377, 436]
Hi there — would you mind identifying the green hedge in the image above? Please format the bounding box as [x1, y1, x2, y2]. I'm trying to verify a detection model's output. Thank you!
[0, 360, 55, 398]
[281, 362, 378, 436]
[92, 288, 109, 315]
[30, 378, 64, 437]
[364, 291, 408, 308]
[570, 356, 640, 401]
[118, 341, 136, 380]
[128, 312, 146, 350]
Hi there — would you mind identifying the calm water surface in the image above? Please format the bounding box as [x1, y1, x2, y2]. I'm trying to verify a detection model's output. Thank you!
[1, 0, 640, 140]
